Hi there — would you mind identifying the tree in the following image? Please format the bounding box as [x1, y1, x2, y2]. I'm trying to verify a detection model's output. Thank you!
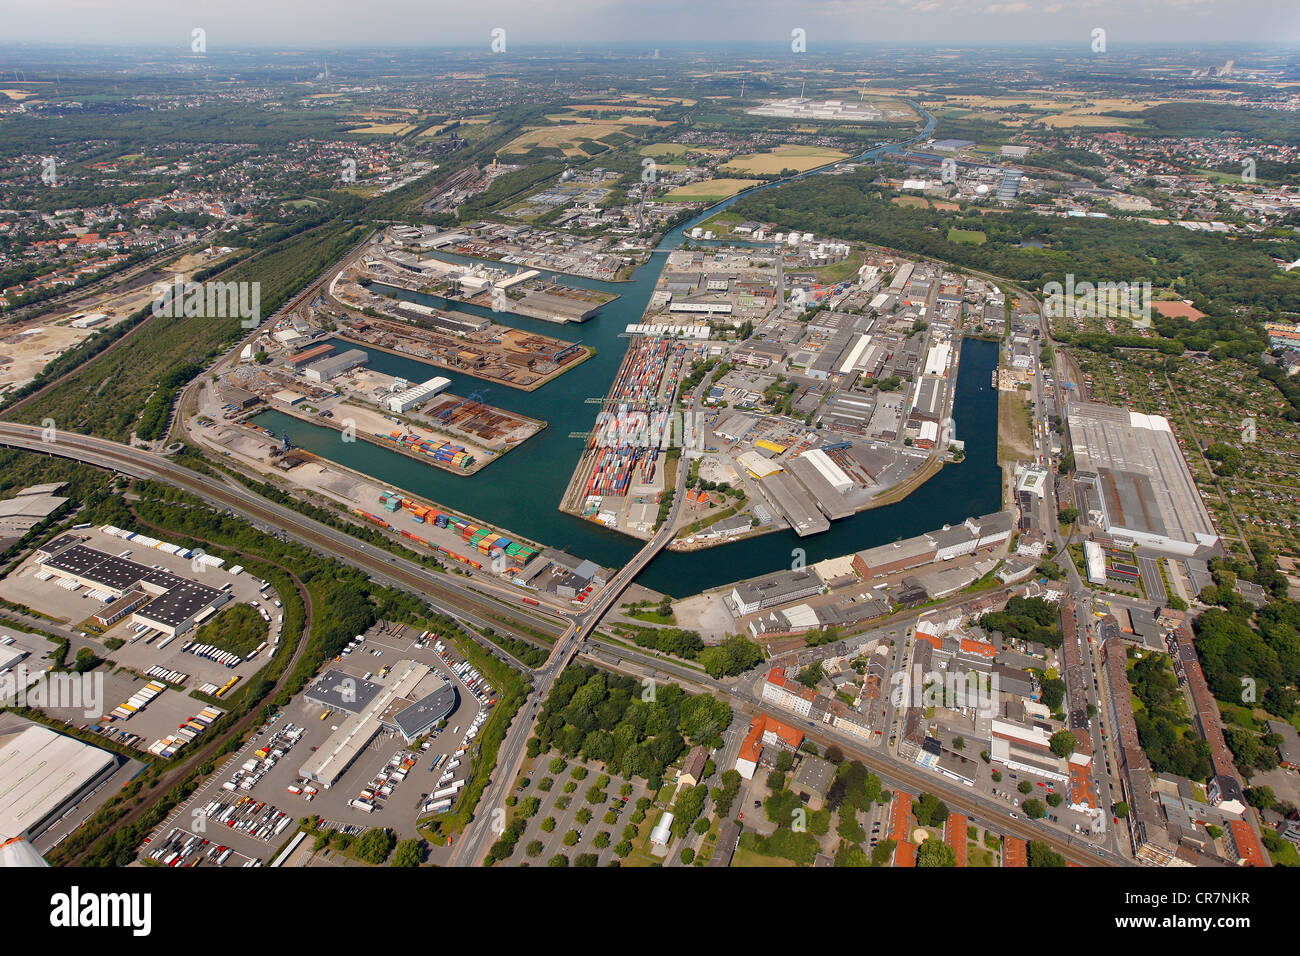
[1049, 731, 1077, 758]
[1027, 840, 1066, 867]
[525, 840, 544, 857]
[562, 830, 579, 847]
[680, 847, 695, 864]
[1023, 798, 1047, 819]
[1246, 786, 1277, 810]
[797, 662, 825, 688]
[1018, 780, 1033, 794]
[917, 839, 957, 867]
[871, 839, 897, 866]
[1113, 801, 1130, 819]
[353, 827, 396, 865]
[390, 838, 424, 867]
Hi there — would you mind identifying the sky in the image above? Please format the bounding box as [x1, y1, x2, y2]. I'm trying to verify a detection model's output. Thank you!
[1, 0, 1298, 49]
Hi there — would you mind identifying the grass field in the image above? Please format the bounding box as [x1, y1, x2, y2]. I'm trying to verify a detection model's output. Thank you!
[809, 252, 865, 283]
[663, 178, 762, 201]
[732, 845, 799, 867]
[720, 144, 849, 175]
[948, 227, 988, 245]
[998, 390, 1035, 464]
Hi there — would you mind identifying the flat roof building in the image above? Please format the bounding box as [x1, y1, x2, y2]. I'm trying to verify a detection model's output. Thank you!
[303, 348, 368, 383]
[1066, 400, 1218, 555]
[0, 724, 117, 841]
[391, 684, 457, 742]
[731, 569, 823, 616]
[37, 541, 228, 638]
[299, 660, 431, 789]
[304, 669, 384, 715]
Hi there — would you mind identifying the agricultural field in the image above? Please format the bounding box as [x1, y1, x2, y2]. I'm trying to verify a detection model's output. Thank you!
[503, 123, 632, 157]
[348, 123, 416, 135]
[720, 144, 850, 175]
[663, 178, 762, 201]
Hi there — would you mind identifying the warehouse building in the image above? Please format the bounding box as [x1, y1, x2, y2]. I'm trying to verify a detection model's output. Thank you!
[305, 669, 384, 715]
[0, 486, 69, 536]
[1066, 400, 1219, 555]
[730, 569, 823, 615]
[852, 535, 938, 579]
[0, 724, 118, 841]
[299, 660, 432, 789]
[303, 348, 368, 383]
[36, 539, 229, 638]
[391, 684, 458, 742]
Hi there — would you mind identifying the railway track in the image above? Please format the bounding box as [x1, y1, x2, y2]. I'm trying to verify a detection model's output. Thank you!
[0, 423, 560, 657]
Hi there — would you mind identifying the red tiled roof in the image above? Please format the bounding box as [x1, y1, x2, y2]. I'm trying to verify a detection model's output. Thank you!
[945, 813, 968, 867]
[1003, 836, 1027, 867]
[1229, 820, 1267, 867]
[888, 792, 913, 843]
[738, 714, 804, 767]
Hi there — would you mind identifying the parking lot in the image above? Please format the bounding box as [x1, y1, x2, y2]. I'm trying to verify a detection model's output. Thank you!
[143, 621, 492, 866]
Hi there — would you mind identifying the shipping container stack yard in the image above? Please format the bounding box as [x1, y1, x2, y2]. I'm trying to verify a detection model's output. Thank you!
[373, 429, 475, 469]
[352, 493, 537, 576]
[579, 338, 703, 501]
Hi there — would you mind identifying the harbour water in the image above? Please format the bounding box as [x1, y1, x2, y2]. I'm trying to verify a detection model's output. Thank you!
[251, 104, 1006, 597]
